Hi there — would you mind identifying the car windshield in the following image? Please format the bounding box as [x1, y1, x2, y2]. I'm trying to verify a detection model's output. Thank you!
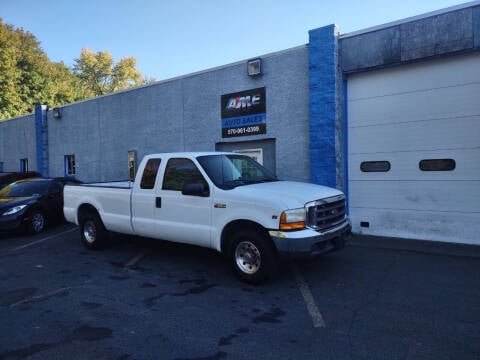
[197, 154, 277, 190]
[0, 180, 50, 197]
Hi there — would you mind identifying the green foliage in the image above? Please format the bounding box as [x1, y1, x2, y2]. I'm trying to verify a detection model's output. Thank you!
[0, 19, 154, 120]
[0, 19, 77, 119]
[73, 48, 144, 96]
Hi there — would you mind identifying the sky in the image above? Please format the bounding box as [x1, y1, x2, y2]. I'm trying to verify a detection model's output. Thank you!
[1, 0, 474, 81]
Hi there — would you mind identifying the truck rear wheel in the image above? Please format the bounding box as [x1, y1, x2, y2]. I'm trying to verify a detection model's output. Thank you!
[230, 230, 279, 284]
[80, 212, 108, 249]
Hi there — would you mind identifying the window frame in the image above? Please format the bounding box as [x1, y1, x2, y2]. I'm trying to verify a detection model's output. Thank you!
[64, 154, 76, 177]
[19, 158, 28, 172]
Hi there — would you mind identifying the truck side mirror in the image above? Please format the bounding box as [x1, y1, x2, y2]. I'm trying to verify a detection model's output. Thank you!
[182, 183, 209, 197]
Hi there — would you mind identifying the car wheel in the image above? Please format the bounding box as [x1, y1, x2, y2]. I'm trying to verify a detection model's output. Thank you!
[80, 212, 108, 250]
[28, 210, 46, 234]
[230, 230, 279, 284]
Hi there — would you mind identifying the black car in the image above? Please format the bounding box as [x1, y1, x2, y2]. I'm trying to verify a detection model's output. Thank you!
[0, 171, 42, 190]
[0, 178, 79, 234]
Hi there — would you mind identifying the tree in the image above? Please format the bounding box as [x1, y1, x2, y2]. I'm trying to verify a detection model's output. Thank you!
[0, 19, 154, 120]
[0, 19, 25, 119]
[73, 48, 144, 97]
[0, 19, 79, 120]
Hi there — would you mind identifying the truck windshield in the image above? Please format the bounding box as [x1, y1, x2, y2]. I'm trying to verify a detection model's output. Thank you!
[197, 154, 277, 190]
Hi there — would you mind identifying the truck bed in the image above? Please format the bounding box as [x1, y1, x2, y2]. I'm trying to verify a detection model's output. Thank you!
[79, 180, 133, 189]
[63, 182, 134, 235]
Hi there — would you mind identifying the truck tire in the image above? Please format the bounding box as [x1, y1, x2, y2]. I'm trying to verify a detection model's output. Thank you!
[79, 212, 108, 250]
[230, 230, 279, 284]
[27, 209, 46, 234]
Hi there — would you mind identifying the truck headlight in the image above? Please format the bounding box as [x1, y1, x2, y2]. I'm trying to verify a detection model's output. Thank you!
[2, 205, 27, 216]
[279, 208, 306, 230]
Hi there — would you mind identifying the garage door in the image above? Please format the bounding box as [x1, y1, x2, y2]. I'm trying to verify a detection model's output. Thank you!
[347, 52, 480, 245]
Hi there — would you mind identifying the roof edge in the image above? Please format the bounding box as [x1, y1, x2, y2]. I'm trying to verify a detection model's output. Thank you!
[339, 0, 480, 39]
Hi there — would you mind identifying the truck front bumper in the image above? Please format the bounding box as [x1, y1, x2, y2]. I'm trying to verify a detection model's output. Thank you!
[269, 219, 352, 258]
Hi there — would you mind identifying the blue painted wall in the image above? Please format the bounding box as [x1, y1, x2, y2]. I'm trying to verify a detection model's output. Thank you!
[308, 24, 338, 188]
[34, 105, 48, 177]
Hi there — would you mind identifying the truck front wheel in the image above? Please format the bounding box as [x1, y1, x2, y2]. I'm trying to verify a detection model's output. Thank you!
[80, 212, 108, 250]
[230, 230, 279, 284]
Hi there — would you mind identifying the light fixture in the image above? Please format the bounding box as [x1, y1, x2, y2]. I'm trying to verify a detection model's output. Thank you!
[52, 107, 62, 119]
[247, 58, 262, 77]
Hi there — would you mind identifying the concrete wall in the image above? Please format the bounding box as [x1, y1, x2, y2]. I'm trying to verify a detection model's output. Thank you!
[3, 1, 478, 191]
[340, 4, 480, 73]
[0, 114, 37, 172]
[47, 46, 310, 182]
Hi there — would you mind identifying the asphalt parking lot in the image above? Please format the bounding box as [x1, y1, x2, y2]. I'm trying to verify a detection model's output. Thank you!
[1, 225, 479, 360]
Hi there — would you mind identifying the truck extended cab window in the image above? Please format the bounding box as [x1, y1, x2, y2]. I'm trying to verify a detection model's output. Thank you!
[140, 158, 161, 189]
[162, 158, 209, 195]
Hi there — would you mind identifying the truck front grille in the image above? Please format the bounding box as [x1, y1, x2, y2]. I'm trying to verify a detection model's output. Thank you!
[306, 195, 346, 231]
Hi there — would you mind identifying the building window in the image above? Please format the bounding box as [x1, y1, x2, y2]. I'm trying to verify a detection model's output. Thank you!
[233, 148, 264, 165]
[64, 155, 76, 176]
[0, 162, 3, 172]
[360, 161, 391, 172]
[140, 158, 161, 189]
[20, 158, 28, 172]
[419, 159, 455, 171]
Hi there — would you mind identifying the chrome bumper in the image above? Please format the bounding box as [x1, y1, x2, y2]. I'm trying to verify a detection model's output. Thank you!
[269, 219, 352, 258]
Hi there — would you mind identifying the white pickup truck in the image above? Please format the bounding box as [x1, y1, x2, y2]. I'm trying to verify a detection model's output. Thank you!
[64, 152, 351, 283]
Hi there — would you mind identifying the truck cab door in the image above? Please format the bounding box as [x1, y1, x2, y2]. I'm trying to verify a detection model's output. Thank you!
[131, 158, 162, 238]
[155, 158, 212, 247]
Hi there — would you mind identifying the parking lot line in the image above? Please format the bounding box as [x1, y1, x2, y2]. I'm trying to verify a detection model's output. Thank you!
[292, 264, 326, 328]
[123, 251, 147, 270]
[10, 287, 70, 307]
[9, 227, 77, 253]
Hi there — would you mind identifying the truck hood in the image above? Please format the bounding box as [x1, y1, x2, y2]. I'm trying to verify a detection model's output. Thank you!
[227, 181, 343, 209]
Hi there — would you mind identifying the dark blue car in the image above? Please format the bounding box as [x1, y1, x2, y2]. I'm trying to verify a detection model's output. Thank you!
[0, 171, 41, 191]
[0, 178, 79, 234]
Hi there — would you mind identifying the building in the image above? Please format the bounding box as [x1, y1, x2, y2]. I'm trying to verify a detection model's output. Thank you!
[1, 2, 479, 245]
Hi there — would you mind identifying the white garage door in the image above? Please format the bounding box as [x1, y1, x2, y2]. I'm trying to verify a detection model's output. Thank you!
[348, 52, 480, 245]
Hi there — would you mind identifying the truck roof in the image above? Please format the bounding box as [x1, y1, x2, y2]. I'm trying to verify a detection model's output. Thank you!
[144, 151, 236, 159]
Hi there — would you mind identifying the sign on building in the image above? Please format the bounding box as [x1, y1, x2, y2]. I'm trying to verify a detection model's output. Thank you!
[221, 87, 266, 138]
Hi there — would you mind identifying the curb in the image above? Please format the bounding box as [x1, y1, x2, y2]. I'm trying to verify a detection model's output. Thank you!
[348, 234, 480, 259]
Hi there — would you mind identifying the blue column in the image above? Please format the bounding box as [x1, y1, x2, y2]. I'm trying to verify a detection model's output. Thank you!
[34, 105, 49, 177]
[308, 24, 338, 188]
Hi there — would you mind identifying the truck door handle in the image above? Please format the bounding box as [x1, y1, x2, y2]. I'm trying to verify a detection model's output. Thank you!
[156, 197, 161, 208]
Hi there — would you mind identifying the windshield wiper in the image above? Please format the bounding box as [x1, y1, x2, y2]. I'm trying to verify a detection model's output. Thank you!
[257, 178, 278, 183]
[223, 178, 278, 188]
[244, 178, 278, 184]
[222, 179, 247, 189]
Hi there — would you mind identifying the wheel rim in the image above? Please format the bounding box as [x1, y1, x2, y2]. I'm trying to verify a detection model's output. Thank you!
[235, 241, 261, 275]
[83, 220, 97, 244]
[31, 212, 45, 233]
